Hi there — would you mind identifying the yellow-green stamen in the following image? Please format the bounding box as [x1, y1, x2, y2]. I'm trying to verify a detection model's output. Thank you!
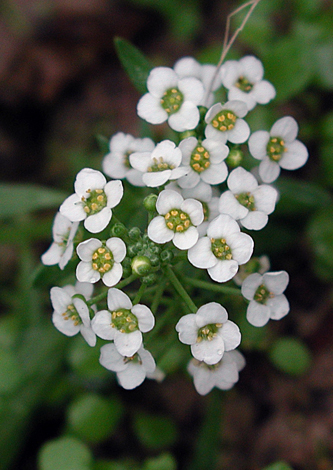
[83, 189, 107, 215]
[190, 144, 211, 173]
[92, 245, 114, 274]
[211, 109, 237, 132]
[267, 136, 286, 162]
[160, 88, 184, 115]
[211, 237, 233, 260]
[110, 308, 139, 333]
[164, 209, 191, 233]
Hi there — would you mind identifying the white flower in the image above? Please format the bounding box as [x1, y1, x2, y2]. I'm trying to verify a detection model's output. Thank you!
[175, 302, 241, 365]
[177, 136, 229, 188]
[205, 100, 250, 144]
[137, 66, 204, 132]
[41, 212, 79, 270]
[241, 271, 290, 327]
[181, 181, 220, 237]
[248, 116, 309, 183]
[188, 214, 254, 282]
[60, 168, 123, 233]
[130, 140, 188, 187]
[50, 282, 96, 346]
[102, 132, 155, 187]
[99, 343, 156, 390]
[76, 237, 126, 287]
[147, 189, 204, 250]
[220, 56, 276, 111]
[219, 167, 278, 230]
[173, 56, 222, 107]
[187, 350, 246, 395]
[92, 288, 154, 357]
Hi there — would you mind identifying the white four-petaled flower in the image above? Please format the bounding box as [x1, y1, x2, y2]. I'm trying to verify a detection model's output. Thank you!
[219, 167, 278, 230]
[60, 168, 123, 233]
[92, 288, 155, 357]
[102, 132, 155, 186]
[187, 349, 246, 395]
[188, 214, 254, 282]
[50, 282, 96, 346]
[220, 55, 276, 111]
[241, 271, 290, 327]
[177, 136, 229, 189]
[137, 66, 204, 132]
[41, 212, 79, 270]
[148, 189, 204, 250]
[176, 302, 241, 365]
[130, 139, 188, 187]
[76, 237, 126, 287]
[99, 343, 156, 390]
[248, 116, 309, 183]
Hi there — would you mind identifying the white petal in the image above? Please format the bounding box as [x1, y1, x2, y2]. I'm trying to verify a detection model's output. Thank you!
[191, 336, 224, 365]
[80, 326, 96, 347]
[248, 130, 270, 160]
[228, 167, 258, 193]
[263, 271, 289, 294]
[279, 140, 308, 170]
[175, 314, 198, 345]
[196, 302, 228, 326]
[129, 152, 153, 172]
[106, 237, 126, 262]
[156, 190, 183, 214]
[50, 286, 72, 313]
[227, 119, 250, 144]
[219, 320, 241, 351]
[223, 100, 248, 118]
[208, 259, 239, 282]
[99, 343, 127, 372]
[72, 297, 90, 326]
[76, 261, 100, 283]
[84, 207, 111, 233]
[168, 101, 200, 132]
[181, 198, 204, 225]
[201, 162, 228, 185]
[143, 170, 171, 187]
[41, 243, 64, 266]
[104, 179, 124, 208]
[219, 191, 248, 220]
[147, 216, 174, 244]
[252, 80, 276, 104]
[91, 310, 115, 340]
[207, 214, 240, 238]
[246, 301, 270, 327]
[241, 211, 268, 230]
[75, 168, 106, 197]
[52, 312, 79, 336]
[102, 263, 123, 287]
[253, 185, 278, 214]
[114, 330, 142, 357]
[227, 232, 254, 264]
[267, 294, 290, 320]
[178, 77, 205, 104]
[240, 56, 264, 82]
[241, 273, 263, 300]
[177, 170, 200, 189]
[220, 60, 242, 88]
[146, 67, 178, 97]
[117, 362, 146, 389]
[77, 238, 101, 261]
[270, 116, 298, 142]
[259, 157, 281, 183]
[132, 304, 155, 333]
[188, 237, 216, 268]
[205, 103, 223, 123]
[137, 93, 168, 124]
[173, 226, 198, 250]
[107, 288, 132, 311]
[60, 194, 86, 222]
[188, 361, 215, 395]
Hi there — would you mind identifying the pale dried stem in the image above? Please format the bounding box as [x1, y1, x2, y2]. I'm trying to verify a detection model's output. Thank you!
[204, 0, 261, 107]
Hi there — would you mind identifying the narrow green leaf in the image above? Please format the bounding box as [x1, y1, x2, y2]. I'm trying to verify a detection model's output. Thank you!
[114, 37, 153, 95]
[133, 412, 178, 450]
[263, 462, 293, 470]
[0, 184, 67, 219]
[38, 436, 92, 470]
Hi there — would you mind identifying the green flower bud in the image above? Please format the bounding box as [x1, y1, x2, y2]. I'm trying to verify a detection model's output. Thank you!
[143, 194, 158, 212]
[128, 227, 142, 240]
[226, 148, 244, 168]
[110, 222, 127, 238]
[149, 254, 160, 267]
[160, 249, 174, 264]
[131, 255, 152, 276]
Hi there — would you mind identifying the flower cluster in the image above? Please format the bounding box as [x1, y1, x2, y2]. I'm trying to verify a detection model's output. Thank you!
[42, 52, 307, 395]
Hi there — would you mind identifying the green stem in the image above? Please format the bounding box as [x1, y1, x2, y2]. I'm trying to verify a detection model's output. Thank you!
[164, 265, 197, 313]
[132, 282, 147, 305]
[87, 273, 138, 306]
[151, 278, 167, 313]
[184, 276, 242, 296]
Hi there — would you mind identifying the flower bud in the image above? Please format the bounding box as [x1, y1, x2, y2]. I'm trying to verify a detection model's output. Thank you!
[160, 249, 174, 264]
[226, 148, 243, 168]
[110, 222, 127, 238]
[143, 194, 157, 212]
[141, 273, 157, 286]
[131, 255, 152, 276]
[128, 227, 142, 240]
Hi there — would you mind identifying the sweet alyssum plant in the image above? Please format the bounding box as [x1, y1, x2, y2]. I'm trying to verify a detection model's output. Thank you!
[41, 1, 308, 396]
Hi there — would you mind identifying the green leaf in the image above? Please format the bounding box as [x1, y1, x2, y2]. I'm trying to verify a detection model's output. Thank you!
[0, 347, 23, 393]
[67, 336, 109, 380]
[114, 37, 153, 95]
[0, 184, 67, 219]
[96, 134, 110, 154]
[67, 393, 124, 444]
[38, 436, 93, 470]
[269, 337, 312, 376]
[133, 412, 178, 450]
[263, 461, 293, 470]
